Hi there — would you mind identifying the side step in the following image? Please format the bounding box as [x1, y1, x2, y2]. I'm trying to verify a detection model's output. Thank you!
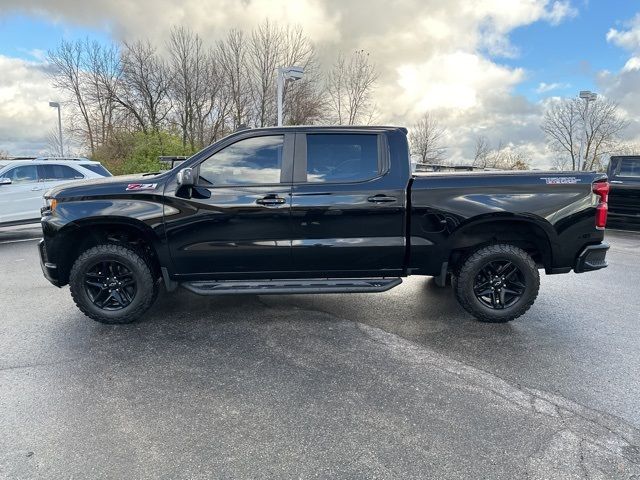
[181, 278, 402, 296]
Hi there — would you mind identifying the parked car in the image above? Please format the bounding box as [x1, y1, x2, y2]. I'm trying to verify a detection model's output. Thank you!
[607, 155, 640, 229]
[0, 158, 111, 227]
[39, 126, 609, 325]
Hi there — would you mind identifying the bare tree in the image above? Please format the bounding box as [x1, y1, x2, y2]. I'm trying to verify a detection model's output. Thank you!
[326, 50, 378, 125]
[472, 137, 530, 170]
[85, 41, 120, 147]
[48, 40, 98, 154]
[167, 26, 220, 149]
[488, 144, 530, 170]
[541, 97, 628, 171]
[116, 40, 172, 134]
[247, 21, 281, 127]
[409, 112, 447, 163]
[278, 25, 324, 125]
[472, 135, 491, 168]
[46, 24, 379, 158]
[613, 141, 640, 156]
[217, 29, 251, 130]
[552, 156, 572, 171]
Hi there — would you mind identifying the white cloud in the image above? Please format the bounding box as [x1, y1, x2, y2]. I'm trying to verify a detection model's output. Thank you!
[0, 0, 581, 163]
[600, 13, 640, 147]
[543, 1, 578, 26]
[606, 13, 640, 53]
[623, 56, 640, 72]
[0, 55, 58, 155]
[535, 82, 569, 93]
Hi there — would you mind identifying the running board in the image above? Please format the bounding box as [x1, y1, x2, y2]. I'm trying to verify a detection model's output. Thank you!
[181, 277, 402, 296]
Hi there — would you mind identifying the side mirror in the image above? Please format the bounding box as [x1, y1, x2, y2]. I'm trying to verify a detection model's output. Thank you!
[0, 177, 11, 185]
[176, 168, 194, 187]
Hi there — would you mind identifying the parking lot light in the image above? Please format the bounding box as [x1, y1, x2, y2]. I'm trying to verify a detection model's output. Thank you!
[49, 101, 64, 157]
[277, 66, 304, 127]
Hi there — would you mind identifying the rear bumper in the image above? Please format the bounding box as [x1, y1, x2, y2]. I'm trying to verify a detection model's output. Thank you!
[39, 239, 62, 287]
[574, 243, 609, 273]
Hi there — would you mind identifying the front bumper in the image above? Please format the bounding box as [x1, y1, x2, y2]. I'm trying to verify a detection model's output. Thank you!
[39, 239, 62, 287]
[574, 243, 609, 273]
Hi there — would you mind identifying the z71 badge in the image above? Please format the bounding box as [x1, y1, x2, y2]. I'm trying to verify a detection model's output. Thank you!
[540, 177, 581, 185]
[126, 183, 158, 191]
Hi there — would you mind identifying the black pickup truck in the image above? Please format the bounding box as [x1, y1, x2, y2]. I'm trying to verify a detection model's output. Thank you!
[607, 155, 640, 229]
[39, 126, 610, 324]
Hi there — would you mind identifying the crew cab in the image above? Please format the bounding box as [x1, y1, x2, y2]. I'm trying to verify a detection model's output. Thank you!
[0, 158, 112, 227]
[607, 155, 640, 229]
[39, 126, 610, 324]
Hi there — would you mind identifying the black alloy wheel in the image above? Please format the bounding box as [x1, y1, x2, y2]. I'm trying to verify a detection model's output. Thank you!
[69, 244, 158, 324]
[472, 260, 526, 310]
[84, 260, 137, 310]
[452, 244, 540, 323]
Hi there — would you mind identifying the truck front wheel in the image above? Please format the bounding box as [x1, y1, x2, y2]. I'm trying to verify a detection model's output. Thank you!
[452, 244, 539, 323]
[69, 244, 158, 324]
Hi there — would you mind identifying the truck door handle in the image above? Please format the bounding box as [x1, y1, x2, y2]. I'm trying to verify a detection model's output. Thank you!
[367, 195, 397, 203]
[256, 195, 286, 206]
[610, 180, 623, 184]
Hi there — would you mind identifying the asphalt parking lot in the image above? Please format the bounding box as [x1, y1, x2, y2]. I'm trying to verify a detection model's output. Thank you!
[1, 225, 639, 479]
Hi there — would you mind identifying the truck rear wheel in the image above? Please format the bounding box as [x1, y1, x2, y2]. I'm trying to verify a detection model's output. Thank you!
[69, 244, 158, 324]
[453, 244, 539, 323]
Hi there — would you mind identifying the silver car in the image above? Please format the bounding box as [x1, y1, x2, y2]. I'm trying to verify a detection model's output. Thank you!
[0, 157, 112, 226]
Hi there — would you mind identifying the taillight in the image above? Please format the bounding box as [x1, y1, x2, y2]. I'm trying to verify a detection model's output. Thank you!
[593, 181, 609, 230]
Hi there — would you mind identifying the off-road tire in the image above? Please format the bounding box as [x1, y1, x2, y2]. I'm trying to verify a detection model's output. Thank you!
[453, 244, 539, 323]
[69, 244, 158, 324]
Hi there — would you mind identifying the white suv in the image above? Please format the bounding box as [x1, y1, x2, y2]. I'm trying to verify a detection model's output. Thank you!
[0, 158, 112, 226]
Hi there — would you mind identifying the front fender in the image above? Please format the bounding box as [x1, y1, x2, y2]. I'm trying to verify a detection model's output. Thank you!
[41, 198, 170, 283]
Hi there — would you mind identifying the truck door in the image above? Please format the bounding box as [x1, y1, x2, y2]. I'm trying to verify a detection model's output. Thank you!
[164, 133, 294, 277]
[289, 131, 406, 276]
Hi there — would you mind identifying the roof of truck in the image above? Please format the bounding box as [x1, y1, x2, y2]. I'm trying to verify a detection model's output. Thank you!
[238, 125, 408, 134]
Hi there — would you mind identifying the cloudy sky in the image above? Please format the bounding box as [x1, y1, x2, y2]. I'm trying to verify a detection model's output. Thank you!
[0, 0, 639, 166]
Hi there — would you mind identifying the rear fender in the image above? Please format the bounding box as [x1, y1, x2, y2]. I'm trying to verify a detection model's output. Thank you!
[445, 213, 558, 271]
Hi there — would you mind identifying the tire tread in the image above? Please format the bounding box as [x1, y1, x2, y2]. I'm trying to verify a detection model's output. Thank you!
[69, 244, 157, 324]
[453, 244, 539, 323]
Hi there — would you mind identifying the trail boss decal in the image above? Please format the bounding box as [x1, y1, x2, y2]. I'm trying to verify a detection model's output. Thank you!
[540, 177, 581, 185]
[126, 183, 158, 191]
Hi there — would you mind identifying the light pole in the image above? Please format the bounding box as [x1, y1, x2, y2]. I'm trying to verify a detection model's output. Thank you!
[277, 66, 304, 126]
[49, 101, 64, 157]
[577, 90, 597, 171]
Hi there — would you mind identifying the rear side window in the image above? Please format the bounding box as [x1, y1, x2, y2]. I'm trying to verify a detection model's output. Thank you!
[617, 158, 640, 177]
[81, 163, 112, 177]
[306, 134, 379, 183]
[39, 164, 84, 181]
[5, 165, 38, 183]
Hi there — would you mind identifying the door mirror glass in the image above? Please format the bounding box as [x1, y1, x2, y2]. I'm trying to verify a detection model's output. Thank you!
[0, 177, 11, 185]
[176, 168, 194, 187]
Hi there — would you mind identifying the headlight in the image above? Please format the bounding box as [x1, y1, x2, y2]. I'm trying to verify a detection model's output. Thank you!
[42, 197, 57, 215]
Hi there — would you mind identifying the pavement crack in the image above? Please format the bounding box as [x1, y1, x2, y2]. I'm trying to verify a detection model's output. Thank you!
[357, 321, 640, 477]
[0, 356, 88, 373]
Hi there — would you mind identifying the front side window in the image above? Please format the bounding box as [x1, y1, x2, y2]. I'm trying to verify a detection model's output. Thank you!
[39, 164, 84, 181]
[198, 136, 284, 186]
[617, 158, 640, 177]
[5, 165, 38, 183]
[306, 134, 379, 183]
